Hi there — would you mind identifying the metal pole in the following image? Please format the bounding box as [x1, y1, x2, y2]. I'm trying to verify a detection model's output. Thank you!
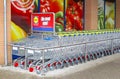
[41, 50, 45, 76]
[4, 0, 8, 65]
[25, 48, 28, 69]
[111, 39, 113, 54]
[85, 43, 87, 62]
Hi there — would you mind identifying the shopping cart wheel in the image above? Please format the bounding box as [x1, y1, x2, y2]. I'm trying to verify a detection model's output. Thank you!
[46, 63, 51, 71]
[13, 62, 19, 67]
[103, 51, 107, 56]
[98, 52, 102, 58]
[64, 60, 69, 67]
[86, 55, 90, 61]
[68, 59, 74, 66]
[119, 47, 120, 52]
[36, 70, 41, 74]
[96, 52, 99, 58]
[106, 50, 110, 55]
[29, 67, 34, 72]
[108, 50, 112, 55]
[77, 56, 83, 63]
[82, 56, 85, 62]
[90, 54, 93, 60]
[52, 62, 57, 69]
[90, 54, 94, 60]
[56, 62, 63, 69]
[49, 65, 56, 71]
[20, 65, 24, 69]
[73, 58, 79, 65]
[93, 53, 97, 59]
[118, 47, 120, 53]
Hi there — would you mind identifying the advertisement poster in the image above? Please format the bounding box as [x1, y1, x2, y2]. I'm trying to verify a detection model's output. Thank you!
[105, 0, 116, 29]
[40, 0, 64, 32]
[11, 0, 85, 42]
[11, 0, 38, 41]
[98, 0, 104, 29]
[98, 0, 116, 29]
[65, 0, 84, 31]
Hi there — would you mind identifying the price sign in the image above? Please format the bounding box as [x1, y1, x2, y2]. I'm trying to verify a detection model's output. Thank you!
[31, 13, 55, 32]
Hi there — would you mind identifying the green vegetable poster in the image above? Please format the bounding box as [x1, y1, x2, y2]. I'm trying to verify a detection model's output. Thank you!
[105, 0, 116, 29]
[98, 0, 116, 29]
[98, 0, 104, 29]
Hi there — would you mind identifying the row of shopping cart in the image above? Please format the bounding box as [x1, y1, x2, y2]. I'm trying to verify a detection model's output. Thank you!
[11, 29, 120, 74]
[13, 46, 120, 74]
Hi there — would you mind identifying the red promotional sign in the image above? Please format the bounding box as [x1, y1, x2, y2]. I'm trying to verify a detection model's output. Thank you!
[31, 13, 55, 32]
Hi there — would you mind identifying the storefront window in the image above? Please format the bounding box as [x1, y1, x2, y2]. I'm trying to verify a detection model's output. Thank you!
[98, 0, 116, 29]
[105, 0, 116, 29]
[11, 0, 85, 41]
[65, 0, 85, 31]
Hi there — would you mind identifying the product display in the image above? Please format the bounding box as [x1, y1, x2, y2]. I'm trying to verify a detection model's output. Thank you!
[11, 29, 120, 74]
